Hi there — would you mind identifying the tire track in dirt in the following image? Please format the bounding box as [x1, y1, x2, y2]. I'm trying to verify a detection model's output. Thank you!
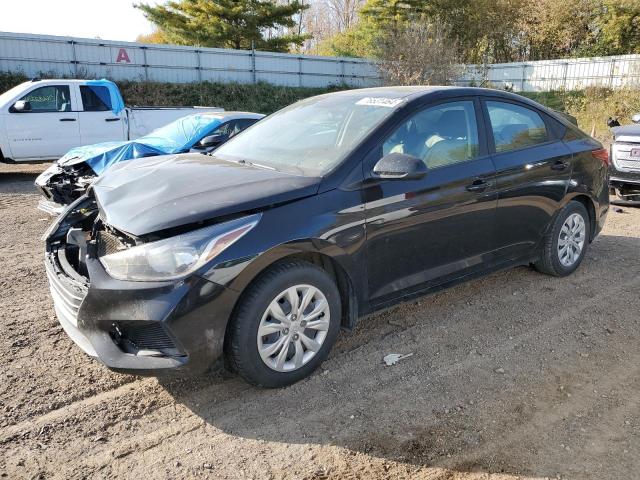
[3, 165, 640, 480]
[5, 265, 640, 479]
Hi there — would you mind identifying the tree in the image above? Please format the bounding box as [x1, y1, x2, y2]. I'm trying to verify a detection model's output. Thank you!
[316, 14, 378, 57]
[376, 21, 461, 85]
[593, 0, 640, 55]
[520, 0, 597, 60]
[360, 0, 428, 27]
[136, 29, 168, 44]
[135, 0, 309, 52]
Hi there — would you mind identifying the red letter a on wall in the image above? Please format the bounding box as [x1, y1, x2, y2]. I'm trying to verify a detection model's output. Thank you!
[116, 48, 131, 63]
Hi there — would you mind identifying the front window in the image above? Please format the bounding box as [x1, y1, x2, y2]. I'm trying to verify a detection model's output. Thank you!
[19, 85, 71, 112]
[383, 100, 480, 170]
[213, 92, 405, 176]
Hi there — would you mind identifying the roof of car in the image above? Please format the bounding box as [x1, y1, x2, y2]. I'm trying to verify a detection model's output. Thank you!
[322, 85, 563, 122]
[329, 85, 532, 101]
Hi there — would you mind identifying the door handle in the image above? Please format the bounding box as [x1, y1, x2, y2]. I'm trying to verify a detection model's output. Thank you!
[105, 118, 120, 122]
[59, 118, 76, 122]
[466, 179, 490, 193]
[550, 161, 569, 171]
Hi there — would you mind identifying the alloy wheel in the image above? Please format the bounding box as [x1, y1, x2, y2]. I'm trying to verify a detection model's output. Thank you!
[557, 212, 586, 267]
[257, 284, 330, 372]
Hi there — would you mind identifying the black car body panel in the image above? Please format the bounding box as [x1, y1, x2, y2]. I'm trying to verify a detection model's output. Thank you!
[43, 87, 609, 376]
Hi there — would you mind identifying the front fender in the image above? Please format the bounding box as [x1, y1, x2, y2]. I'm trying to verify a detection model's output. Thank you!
[197, 189, 368, 313]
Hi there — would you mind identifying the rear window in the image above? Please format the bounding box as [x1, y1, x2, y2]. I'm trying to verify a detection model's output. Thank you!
[80, 86, 112, 112]
[487, 101, 548, 153]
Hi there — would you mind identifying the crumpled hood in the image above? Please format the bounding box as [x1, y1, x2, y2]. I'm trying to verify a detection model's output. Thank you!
[612, 124, 640, 143]
[91, 153, 321, 236]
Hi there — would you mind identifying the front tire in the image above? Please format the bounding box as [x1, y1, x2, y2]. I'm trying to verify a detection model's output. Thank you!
[534, 200, 590, 277]
[226, 260, 341, 388]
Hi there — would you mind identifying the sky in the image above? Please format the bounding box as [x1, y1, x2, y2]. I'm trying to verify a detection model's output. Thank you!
[0, 0, 157, 42]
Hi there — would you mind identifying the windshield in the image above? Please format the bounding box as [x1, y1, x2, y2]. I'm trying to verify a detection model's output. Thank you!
[140, 113, 224, 152]
[213, 91, 405, 176]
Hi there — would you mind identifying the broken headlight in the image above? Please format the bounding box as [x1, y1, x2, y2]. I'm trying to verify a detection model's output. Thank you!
[99, 214, 260, 281]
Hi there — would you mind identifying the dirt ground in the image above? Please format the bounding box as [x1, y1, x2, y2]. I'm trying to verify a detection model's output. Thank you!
[1, 163, 639, 480]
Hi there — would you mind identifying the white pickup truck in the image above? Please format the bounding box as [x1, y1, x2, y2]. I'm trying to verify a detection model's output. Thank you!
[0, 79, 221, 162]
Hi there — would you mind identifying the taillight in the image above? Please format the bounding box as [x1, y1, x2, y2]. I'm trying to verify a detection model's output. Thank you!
[592, 148, 609, 166]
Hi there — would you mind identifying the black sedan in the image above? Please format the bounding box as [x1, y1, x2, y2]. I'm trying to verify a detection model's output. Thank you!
[43, 87, 609, 387]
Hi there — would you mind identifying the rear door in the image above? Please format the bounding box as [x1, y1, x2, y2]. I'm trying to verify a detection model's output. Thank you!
[364, 98, 498, 305]
[5, 84, 80, 160]
[77, 85, 126, 145]
[482, 98, 573, 261]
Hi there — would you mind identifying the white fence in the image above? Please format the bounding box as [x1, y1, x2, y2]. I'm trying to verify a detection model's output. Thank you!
[0, 31, 380, 88]
[458, 55, 640, 91]
[2, 31, 640, 92]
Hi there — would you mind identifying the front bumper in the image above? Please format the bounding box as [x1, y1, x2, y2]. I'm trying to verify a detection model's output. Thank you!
[44, 247, 240, 376]
[38, 198, 65, 216]
[609, 166, 640, 206]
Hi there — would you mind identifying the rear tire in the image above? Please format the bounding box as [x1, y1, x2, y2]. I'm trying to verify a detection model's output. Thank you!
[534, 201, 590, 277]
[226, 260, 341, 388]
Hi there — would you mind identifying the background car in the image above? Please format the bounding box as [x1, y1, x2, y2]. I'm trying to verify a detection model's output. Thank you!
[609, 113, 640, 206]
[43, 87, 609, 388]
[35, 111, 264, 213]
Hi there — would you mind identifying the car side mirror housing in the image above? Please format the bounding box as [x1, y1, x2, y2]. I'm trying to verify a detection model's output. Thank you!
[632, 113, 640, 124]
[372, 153, 427, 180]
[198, 133, 225, 148]
[12, 100, 30, 112]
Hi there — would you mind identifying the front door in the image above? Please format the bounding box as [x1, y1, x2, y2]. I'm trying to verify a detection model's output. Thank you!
[6, 84, 80, 160]
[364, 99, 498, 306]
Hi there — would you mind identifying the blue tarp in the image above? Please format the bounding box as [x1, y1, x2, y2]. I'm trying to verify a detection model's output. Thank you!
[84, 79, 125, 115]
[58, 113, 225, 175]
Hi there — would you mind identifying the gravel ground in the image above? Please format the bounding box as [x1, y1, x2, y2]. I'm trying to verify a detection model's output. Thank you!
[1, 163, 639, 480]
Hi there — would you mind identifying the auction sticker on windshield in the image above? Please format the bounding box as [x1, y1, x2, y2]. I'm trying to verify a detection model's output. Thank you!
[355, 97, 405, 108]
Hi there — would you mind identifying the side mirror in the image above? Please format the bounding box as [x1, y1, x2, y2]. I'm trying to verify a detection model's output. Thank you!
[632, 113, 640, 124]
[198, 133, 225, 148]
[372, 153, 427, 180]
[12, 100, 30, 112]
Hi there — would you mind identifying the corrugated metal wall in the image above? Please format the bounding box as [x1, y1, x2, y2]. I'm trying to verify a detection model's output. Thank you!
[2, 31, 640, 92]
[459, 55, 640, 91]
[0, 32, 381, 88]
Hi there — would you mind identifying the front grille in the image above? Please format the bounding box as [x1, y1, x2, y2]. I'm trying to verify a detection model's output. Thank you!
[96, 229, 127, 257]
[613, 144, 640, 172]
[45, 253, 88, 323]
[616, 159, 640, 172]
[110, 321, 180, 355]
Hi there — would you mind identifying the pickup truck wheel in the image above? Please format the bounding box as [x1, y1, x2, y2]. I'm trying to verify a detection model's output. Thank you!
[534, 201, 590, 277]
[226, 260, 341, 388]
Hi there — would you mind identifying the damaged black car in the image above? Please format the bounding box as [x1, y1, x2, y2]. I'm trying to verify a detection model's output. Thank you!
[44, 87, 609, 387]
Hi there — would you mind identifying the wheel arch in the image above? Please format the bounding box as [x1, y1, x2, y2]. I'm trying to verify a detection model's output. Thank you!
[223, 242, 360, 336]
[564, 193, 597, 242]
[220, 245, 360, 372]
